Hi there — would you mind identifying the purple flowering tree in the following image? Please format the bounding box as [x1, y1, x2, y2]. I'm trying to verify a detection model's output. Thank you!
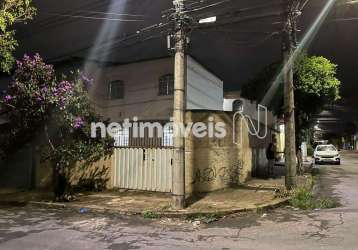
[0, 54, 113, 199]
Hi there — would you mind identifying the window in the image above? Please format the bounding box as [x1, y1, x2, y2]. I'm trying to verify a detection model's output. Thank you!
[109, 80, 124, 100]
[114, 127, 129, 147]
[162, 125, 174, 147]
[158, 74, 174, 96]
[316, 145, 336, 152]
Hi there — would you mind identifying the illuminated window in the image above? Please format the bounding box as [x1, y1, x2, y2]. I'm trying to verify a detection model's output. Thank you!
[158, 74, 174, 96]
[162, 125, 173, 147]
[113, 127, 129, 147]
[109, 80, 124, 100]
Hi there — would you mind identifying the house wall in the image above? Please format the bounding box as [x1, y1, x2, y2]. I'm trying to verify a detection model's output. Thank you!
[186, 57, 224, 111]
[90, 58, 174, 122]
[89, 56, 224, 122]
[185, 111, 255, 194]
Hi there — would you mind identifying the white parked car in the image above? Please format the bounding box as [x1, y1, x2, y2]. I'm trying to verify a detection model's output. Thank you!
[314, 144, 340, 165]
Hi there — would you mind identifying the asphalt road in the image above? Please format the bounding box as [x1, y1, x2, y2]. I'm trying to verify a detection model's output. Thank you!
[1, 151, 358, 250]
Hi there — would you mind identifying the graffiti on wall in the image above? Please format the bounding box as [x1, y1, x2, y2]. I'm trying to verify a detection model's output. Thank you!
[192, 160, 244, 184]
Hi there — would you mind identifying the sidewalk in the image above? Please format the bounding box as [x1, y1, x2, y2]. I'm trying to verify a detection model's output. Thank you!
[0, 175, 311, 217]
[244, 174, 312, 190]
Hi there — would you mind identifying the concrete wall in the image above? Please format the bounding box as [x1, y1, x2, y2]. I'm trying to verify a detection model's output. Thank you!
[31, 153, 114, 191]
[89, 56, 224, 122]
[0, 144, 34, 189]
[69, 155, 114, 190]
[184, 111, 265, 194]
[88, 58, 174, 122]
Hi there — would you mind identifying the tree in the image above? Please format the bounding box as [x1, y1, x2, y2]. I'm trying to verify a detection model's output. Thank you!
[0, 54, 113, 199]
[241, 54, 341, 144]
[294, 55, 341, 144]
[0, 0, 36, 73]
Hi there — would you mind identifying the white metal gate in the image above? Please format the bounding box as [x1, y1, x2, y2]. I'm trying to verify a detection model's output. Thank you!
[113, 148, 173, 192]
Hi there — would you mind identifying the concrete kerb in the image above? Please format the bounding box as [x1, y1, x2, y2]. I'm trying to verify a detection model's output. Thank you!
[26, 197, 291, 219]
[4, 175, 315, 219]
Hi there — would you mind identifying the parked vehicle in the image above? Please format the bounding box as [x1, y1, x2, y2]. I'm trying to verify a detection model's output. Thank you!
[314, 144, 340, 165]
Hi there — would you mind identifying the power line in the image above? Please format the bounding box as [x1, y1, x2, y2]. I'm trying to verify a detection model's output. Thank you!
[46, 21, 172, 63]
[46, 13, 144, 22]
[44, 1, 303, 63]
[79, 10, 144, 17]
[17, 0, 108, 39]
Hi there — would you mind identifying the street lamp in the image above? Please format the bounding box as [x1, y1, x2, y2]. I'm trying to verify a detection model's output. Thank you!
[199, 16, 217, 24]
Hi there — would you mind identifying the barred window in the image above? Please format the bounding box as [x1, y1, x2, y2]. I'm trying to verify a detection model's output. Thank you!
[158, 74, 174, 96]
[109, 80, 124, 100]
[162, 125, 174, 147]
[114, 127, 129, 147]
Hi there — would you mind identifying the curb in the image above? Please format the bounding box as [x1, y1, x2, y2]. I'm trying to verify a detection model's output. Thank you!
[0, 200, 28, 207]
[26, 197, 290, 218]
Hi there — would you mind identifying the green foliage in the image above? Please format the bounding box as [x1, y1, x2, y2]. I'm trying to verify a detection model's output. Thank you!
[0, 0, 36, 73]
[294, 55, 341, 141]
[0, 54, 113, 189]
[142, 211, 161, 219]
[289, 187, 338, 210]
[295, 55, 340, 101]
[241, 53, 341, 142]
[317, 198, 338, 209]
[0, 31, 18, 73]
[289, 187, 315, 209]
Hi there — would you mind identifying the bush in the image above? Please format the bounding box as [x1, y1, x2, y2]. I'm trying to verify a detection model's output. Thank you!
[289, 187, 338, 210]
[142, 211, 161, 219]
[290, 187, 316, 209]
[0, 54, 113, 199]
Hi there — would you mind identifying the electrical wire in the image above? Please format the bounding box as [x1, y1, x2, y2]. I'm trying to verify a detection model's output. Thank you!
[44, 1, 305, 63]
[17, 0, 108, 39]
[46, 13, 144, 22]
[79, 10, 144, 17]
[46, 21, 172, 63]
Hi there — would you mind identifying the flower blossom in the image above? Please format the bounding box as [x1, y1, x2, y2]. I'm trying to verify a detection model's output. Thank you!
[3, 95, 13, 102]
[73, 117, 84, 129]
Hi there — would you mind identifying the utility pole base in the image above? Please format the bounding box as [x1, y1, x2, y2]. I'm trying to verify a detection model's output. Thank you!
[172, 195, 185, 209]
[285, 176, 297, 190]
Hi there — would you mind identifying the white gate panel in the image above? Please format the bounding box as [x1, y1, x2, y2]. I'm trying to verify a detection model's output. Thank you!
[114, 148, 173, 192]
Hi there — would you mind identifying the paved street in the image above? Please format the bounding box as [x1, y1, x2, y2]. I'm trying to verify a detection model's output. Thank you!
[1, 151, 358, 250]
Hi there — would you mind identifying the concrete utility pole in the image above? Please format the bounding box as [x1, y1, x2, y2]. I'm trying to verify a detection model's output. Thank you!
[172, 0, 187, 209]
[282, 0, 298, 189]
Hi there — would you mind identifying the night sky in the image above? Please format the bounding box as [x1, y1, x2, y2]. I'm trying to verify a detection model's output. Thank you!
[5, 0, 358, 133]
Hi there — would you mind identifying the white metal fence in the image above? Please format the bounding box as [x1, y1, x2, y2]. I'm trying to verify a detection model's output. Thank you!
[113, 148, 173, 192]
